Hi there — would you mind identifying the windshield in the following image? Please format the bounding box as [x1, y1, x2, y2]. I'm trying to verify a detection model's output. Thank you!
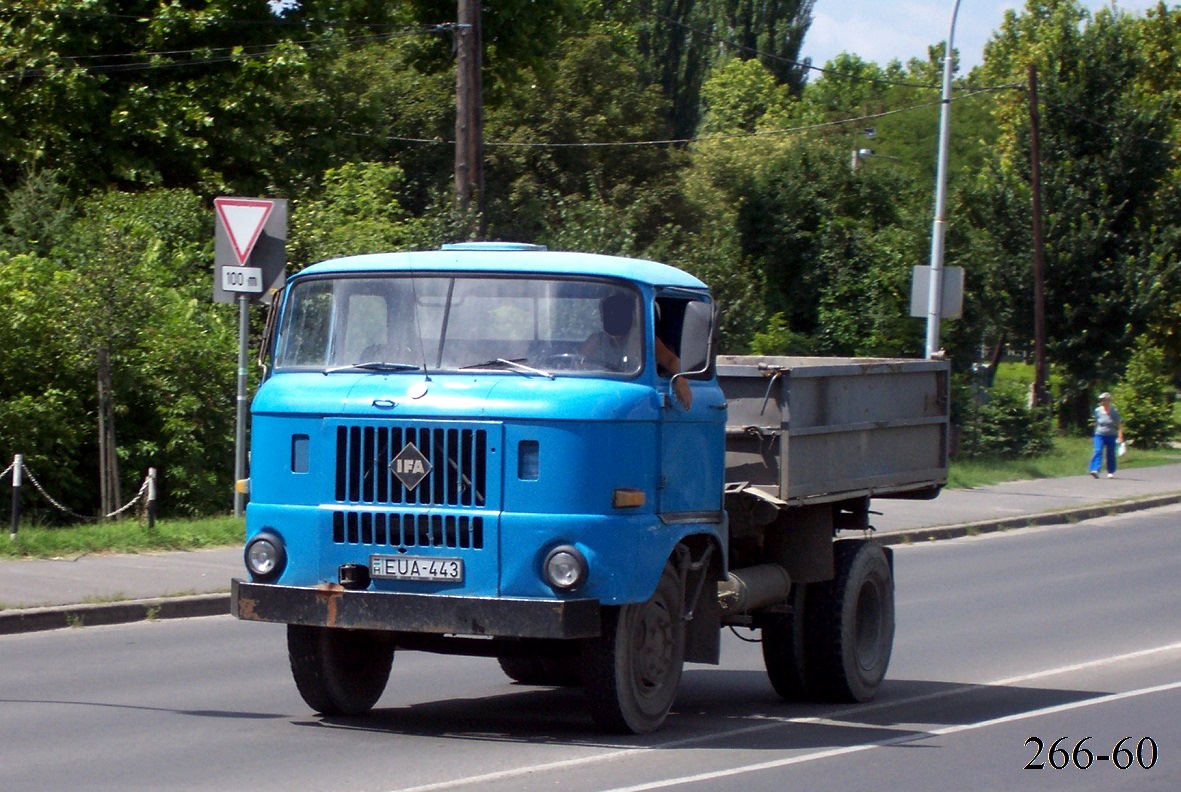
[273, 274, 644, 375]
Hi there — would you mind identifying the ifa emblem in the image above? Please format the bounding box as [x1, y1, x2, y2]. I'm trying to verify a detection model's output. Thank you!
[390, 443, 432, 490]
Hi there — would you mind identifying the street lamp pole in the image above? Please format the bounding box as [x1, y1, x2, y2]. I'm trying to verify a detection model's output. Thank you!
[925, 0, 961, 359]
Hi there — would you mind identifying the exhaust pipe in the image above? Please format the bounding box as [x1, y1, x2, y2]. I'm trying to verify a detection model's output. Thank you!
[718, 564, 791, 614]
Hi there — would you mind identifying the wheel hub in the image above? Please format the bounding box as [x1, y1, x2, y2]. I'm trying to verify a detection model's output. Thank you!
[854, 579, 884, 671]
[633, 600, 675, 690]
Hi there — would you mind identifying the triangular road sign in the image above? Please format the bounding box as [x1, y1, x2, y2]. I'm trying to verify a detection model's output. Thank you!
[215, 198, 275, 265]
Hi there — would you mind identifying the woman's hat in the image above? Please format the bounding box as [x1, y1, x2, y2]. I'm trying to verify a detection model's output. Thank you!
[1099, 392, 1112, 400]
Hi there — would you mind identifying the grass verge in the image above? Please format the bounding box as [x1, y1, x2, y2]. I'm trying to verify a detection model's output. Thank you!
[0, 515, 243, 560]
[948, 435, 1181, 489]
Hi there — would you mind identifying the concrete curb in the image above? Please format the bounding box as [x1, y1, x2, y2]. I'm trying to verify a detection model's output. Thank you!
[878, 493, 1181, 546]
[0, 593, 230, 635]
[3, 493, 1179, 636]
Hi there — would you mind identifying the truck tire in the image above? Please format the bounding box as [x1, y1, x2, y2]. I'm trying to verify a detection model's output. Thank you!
[760, 583, 809, 700]
[579, 562, 685, 733]
[498, 655, 547, 684]
[497, 656, 580, 687]
[803, 539, 894, 703]
[287, 624, 394, 716]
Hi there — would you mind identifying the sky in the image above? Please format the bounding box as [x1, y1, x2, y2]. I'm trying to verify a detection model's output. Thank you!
[801, 1, 1166, 73]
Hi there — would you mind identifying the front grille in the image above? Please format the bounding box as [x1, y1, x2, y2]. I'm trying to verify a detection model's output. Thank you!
[333, 511, 484, 550]
[335, 424, 488, 507]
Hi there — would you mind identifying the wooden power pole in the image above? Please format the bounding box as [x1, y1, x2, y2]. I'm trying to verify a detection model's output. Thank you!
[1028, 64, 1049, 407]
[97, 345, 122, 519]
[455, 0, 484, 233]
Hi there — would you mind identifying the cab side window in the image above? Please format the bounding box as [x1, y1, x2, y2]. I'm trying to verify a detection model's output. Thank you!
[655, 296, 713, 378]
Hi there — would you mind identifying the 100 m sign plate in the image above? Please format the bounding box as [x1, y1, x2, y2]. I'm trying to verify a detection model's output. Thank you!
[370, 555, 464, 583]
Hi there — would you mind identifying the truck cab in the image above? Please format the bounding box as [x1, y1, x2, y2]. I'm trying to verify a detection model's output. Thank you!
[234, 243, 729, 732]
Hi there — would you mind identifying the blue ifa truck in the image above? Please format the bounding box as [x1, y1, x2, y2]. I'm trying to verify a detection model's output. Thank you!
[232, 242, 949, 733]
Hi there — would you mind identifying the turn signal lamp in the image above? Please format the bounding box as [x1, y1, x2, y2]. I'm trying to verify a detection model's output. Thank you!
[612, 488, 646, 509]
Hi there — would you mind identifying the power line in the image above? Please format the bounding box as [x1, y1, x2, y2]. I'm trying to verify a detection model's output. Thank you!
[360, 85, 1014, 150]
[654, 12, 1025, 96]
[0, 5, 405, 31]
[0, 26, 445, 77]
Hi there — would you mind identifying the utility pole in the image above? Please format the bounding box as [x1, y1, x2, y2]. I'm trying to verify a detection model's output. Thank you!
[925, 0, 961, 360]
[1028, 64, 1049, 406]
[455, 0, 484, 235]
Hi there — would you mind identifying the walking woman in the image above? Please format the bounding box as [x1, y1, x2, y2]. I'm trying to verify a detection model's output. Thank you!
[1089, 392, 1125, 479]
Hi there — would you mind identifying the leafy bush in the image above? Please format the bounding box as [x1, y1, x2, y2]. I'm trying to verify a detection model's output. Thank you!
[1113, 340, 1177, 449]
[959, 380, 1055, 458]
[748, 312, 816, 355]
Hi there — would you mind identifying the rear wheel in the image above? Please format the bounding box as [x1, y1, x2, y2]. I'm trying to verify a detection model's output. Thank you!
[579, 562, 685, 733]
[287, 624, 394, 716]
[803, 540, 894, 702]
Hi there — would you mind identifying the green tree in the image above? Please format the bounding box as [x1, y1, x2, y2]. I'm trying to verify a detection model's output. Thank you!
[711, 0, 813, 90]
[290, 162, 416, 266]
[0, 169, 76, 257]
[798, 53, 893, 121]
[976, 0, 1181, 428]
[959, 379, 1055, 457]
[699, 57, 794, 133]
[596, 0, 812, 138]
[679, 49, 946, 353]
[0, 251, 89, 516]
[1113, 338, 1177, 448]
[18, 189, 239, 518]
[748, 312, 815, 354]
[0, 1, 459, 198]
[690, 129, 927, 349]
[484, 26, 682, 246]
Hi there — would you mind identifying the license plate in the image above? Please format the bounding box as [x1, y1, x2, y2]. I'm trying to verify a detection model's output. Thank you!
[370, 554, 464, 583]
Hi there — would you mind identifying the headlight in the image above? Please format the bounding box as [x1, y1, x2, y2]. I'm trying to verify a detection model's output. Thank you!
[543, 545, 587, 592]
[245, 532, 286, 581]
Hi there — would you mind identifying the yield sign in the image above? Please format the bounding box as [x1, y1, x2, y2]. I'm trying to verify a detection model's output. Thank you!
[214, 198, 275, 265]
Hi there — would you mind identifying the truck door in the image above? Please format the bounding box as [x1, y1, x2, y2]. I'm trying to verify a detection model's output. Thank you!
[656, 295, 726, 519]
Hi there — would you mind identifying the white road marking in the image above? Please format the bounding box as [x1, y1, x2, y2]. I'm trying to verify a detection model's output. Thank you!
[604, 679, 1181, 791]
[389, 640, 1181, 792]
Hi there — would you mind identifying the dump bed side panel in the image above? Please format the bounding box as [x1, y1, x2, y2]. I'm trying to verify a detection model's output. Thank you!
[718, 356, 950, 504]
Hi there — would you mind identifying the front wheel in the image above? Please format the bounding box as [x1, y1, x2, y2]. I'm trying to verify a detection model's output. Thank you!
[579, 562, 686, 734]
[497, 655, 580, 687]
[761, 583, 809, 700]
[287, 625, 394, 716]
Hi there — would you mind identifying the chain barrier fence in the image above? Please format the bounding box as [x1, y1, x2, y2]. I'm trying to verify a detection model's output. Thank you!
[3, 454, 159, 540]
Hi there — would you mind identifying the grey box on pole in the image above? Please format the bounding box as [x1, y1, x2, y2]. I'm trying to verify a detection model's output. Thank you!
[911, 265, 964, 319]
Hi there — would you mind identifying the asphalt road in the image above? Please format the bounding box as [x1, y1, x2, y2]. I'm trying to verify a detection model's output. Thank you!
[2, 506, 1179, 792]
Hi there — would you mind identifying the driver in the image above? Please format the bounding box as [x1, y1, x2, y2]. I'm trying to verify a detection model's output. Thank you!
[581, 292, 641, 372]
[580, 293, 692, 409]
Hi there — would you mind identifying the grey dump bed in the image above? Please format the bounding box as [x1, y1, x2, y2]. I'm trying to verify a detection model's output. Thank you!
[717, 355, 950, 505]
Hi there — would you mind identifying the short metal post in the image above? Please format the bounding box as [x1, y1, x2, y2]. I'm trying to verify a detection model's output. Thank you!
[147, 467, 158, 531]
[234, 294, 249, 517]
[10, 454, 22, 540]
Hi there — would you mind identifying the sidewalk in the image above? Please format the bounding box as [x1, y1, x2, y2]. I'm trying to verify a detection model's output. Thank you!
[3, 463, 1179, 634]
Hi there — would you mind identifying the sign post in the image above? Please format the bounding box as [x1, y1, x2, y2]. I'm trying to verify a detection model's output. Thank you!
[214, 198, 287, 516]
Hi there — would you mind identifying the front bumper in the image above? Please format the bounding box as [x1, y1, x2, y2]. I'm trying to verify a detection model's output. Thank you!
[232, 579, 601, 639]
